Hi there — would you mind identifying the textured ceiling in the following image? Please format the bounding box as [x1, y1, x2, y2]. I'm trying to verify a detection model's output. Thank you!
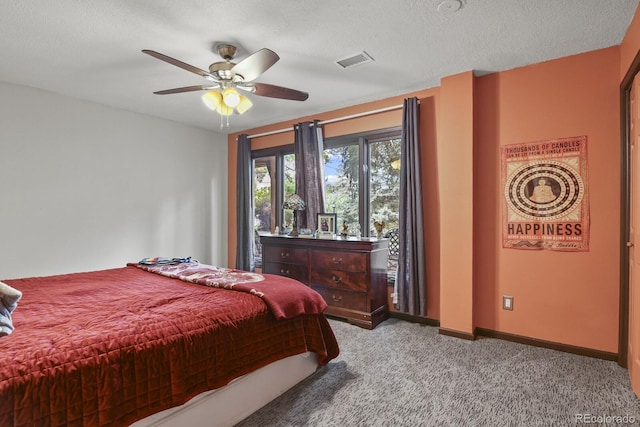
[0, 0, 638, 135]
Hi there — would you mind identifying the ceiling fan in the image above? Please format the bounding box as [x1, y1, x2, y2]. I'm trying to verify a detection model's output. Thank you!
[142, 44, 309, 119]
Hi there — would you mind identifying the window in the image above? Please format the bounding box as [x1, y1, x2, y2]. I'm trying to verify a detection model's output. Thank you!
[253, 156, 276, 235]
[324, 143, 360, 230]
[282, 153, 296, 227]
[251, 148, 294, 266]
[369, 136, 401, 234]
[323, 128, 401, 237]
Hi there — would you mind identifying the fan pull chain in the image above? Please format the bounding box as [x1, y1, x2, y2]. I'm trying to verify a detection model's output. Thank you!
[220, 114, 230, 130]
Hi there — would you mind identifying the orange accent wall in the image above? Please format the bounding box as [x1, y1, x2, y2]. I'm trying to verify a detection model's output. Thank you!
[228, 44, 629, 355]
[420, 93, 441, 319]
[474, 47, 621, 352]
[439, 71, 475, 334]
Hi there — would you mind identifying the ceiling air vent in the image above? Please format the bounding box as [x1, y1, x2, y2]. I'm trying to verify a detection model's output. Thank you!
[335, 51, 374, 69]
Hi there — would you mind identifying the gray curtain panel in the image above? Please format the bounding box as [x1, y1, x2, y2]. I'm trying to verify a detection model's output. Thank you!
[397, 97, 426, 315]
[294, 120, 326, 230]
[236, 134, 254, 271]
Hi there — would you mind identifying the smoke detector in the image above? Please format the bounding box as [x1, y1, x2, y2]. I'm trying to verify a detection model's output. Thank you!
[437, 0, 464, 13]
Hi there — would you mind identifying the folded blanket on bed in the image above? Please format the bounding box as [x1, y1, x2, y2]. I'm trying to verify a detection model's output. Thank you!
[0, 281, 22, 336]
[131, 262, 327, 320]
[138, 256, 193, 265]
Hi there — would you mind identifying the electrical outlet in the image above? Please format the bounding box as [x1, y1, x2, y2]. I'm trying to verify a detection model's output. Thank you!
[503, 295, 514, 311]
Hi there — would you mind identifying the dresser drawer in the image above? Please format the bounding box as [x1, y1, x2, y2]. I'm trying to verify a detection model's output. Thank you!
[312, 286, 368, 312]
[263, 246, 308, 265]
[310, 268, 367, 292]
[263, 262, 308, 283]
[312, 250, 366, 272]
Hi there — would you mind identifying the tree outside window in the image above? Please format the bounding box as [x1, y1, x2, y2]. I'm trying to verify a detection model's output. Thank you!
[323, 129, 401, 237]
[369, 137, 401, 234]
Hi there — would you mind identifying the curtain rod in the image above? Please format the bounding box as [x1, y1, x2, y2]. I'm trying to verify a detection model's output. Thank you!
[243, 103, 404, 139]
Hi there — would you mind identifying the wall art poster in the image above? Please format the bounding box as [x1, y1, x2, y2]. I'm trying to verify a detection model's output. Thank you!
[501, 136, 589, 251]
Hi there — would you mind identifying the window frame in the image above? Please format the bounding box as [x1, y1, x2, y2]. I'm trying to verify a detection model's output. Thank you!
[251, 145, 295, 233]
[323, 126, 401, 237]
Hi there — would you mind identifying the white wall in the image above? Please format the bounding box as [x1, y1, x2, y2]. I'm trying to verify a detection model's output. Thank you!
[0, 82, 228, 279]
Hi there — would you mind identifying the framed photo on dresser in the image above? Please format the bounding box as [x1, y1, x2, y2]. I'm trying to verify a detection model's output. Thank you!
[317, 213, 337, 238]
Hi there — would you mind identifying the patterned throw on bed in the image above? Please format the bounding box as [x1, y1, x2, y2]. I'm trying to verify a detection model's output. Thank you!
[132, 260, 327, 320]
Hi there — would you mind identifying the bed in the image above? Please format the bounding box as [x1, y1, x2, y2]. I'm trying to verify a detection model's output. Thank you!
[0, 261, 340, 426]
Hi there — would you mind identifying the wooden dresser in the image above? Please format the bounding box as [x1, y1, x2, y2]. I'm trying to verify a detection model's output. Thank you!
[260, 235, 389, 329]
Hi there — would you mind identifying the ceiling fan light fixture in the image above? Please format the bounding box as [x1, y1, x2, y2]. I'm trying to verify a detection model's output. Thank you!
[236, 95, 253, 114]
[222, 87, 241, 108]
[201, 90, 222, 110]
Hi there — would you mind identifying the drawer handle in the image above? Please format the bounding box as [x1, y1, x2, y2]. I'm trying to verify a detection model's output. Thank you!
[280, 252, 290, 259]
[331, 257, 343, 264]
[280, 269, 290, 276]
[332, 295, 342, 302]
[332, 275, 342, 285]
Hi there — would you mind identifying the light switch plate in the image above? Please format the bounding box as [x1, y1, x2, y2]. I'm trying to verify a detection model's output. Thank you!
[503, 295, 514, 311]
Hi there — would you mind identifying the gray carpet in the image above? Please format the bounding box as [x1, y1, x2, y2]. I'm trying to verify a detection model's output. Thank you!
[236, 318, 640, 426]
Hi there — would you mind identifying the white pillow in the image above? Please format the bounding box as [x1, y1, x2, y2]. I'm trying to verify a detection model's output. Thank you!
[0, 281, 22, 336]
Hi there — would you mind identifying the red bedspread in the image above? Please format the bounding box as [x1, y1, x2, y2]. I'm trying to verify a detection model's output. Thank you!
[0, 266, 339, 427]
